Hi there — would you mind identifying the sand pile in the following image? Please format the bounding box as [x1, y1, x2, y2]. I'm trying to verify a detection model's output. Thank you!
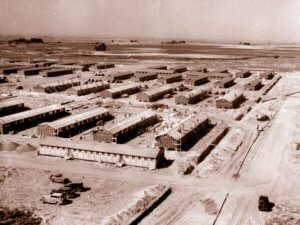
[1, 140, 20, 151]
[100, 184, 169, 225]
[15, 143, 36, 152]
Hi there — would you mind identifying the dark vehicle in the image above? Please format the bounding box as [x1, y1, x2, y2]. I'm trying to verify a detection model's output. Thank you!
[64, 182, 90, 192]
[258, 195, 274, 212]
[49, 173, 70, 184]
[51, 187, 79, 199]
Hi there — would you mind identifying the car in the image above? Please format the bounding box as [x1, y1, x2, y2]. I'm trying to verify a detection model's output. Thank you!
[50, 187, 78, 199]
[49, 174, 70, 184]
[64, 182, 89, 192]
[256, 114, 269, 121]
[41, 193, 68, 205]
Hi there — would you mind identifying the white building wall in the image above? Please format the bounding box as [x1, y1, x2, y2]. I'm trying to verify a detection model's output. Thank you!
[39, 145, 157, 169]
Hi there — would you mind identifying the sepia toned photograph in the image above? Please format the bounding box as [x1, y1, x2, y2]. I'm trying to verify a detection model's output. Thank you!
[0, 0, 300, 224]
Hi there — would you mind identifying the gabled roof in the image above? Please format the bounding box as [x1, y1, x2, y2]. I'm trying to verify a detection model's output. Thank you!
[71, 82, 109, 91]
[157, 115, 208, 141]
[220, 90, 243, 102]
[106, 83, 139, 93]
[0, 99, 24, 109]
[108, 110, 156, 135]
[40, 108, 109, 130]
[0, 104, 64, 124]
[38, 79, 80, 89]
[180, 88, 208, 99]
[141, 85, 174, 96]
[245, 78, 261, 86]
[40, 136, 160, 158]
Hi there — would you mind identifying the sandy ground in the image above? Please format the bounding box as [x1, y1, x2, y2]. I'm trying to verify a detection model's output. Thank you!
[1, 42, 300, 225]
[0, 166, 151, 225]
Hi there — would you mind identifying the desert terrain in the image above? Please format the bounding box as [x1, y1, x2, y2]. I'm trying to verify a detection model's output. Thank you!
[0, 38, 300, 225]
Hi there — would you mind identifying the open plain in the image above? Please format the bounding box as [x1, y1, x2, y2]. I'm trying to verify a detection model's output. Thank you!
[1, 39, 300, 225]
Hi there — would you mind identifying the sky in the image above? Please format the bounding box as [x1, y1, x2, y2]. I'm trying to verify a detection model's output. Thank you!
[0, 0, 300, 43]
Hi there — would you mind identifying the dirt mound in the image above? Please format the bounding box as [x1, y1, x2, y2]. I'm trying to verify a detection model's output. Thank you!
[100, 184, 169, 225]
[1, 140, 20, 151]
[202, 198, 218, 215]
[0, 206, 42, 225]
[15, 143, 36, 152]
[171, 158, 195, 176]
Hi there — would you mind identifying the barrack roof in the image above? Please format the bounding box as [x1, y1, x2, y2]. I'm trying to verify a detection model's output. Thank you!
[40, 136, 160, 158]
[108, 110, 156, 135]
[141, 85, 174, 96]
[221, 90, 243, 102]
[105, 83, 139, 93]
[157, 115, 208, 141]
[0, 99, 24, 109]
[41, 107, 109, 130]
[180, 88, 208, 98]
[70, 82, 109, 91]
[0, 104, 64, 124]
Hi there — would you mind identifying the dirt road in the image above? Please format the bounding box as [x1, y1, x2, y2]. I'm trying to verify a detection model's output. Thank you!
[214, 74, 300, 225]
